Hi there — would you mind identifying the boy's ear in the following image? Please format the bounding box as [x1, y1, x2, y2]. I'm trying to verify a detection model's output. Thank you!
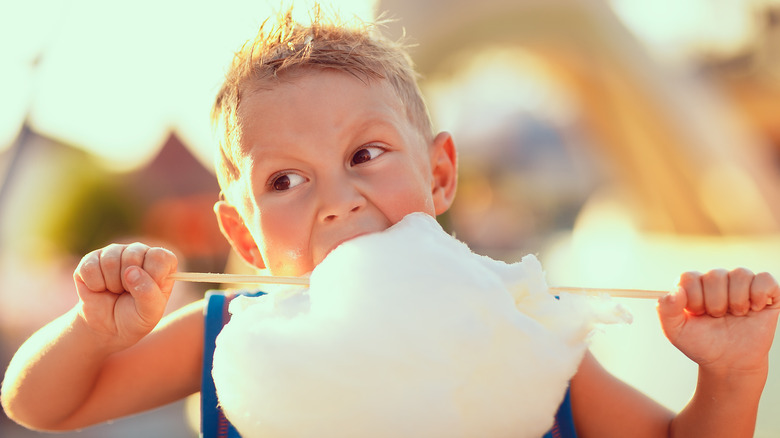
[214, 200, 266, 270]
[430, 131, 458, 215]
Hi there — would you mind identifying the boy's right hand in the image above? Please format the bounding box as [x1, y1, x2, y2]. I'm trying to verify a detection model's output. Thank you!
[73, 243, 177, 351]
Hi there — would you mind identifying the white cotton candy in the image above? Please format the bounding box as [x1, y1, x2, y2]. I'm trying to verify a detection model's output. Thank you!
[212, 213, 630, 438]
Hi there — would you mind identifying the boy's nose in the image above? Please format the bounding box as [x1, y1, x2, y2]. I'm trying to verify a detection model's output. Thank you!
[317, 177, 367, 222]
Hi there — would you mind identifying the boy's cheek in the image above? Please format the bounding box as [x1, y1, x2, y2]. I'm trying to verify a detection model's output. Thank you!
[380, 179, 436, 220]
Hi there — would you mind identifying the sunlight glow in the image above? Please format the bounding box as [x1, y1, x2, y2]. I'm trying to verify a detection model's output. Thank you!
[609, 0, 758, 61]
[4, 0, 377, 170]
[0, 0, 65, 152]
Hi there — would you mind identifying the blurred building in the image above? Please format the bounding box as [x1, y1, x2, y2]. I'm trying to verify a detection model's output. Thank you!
[379, 0, 780, 252]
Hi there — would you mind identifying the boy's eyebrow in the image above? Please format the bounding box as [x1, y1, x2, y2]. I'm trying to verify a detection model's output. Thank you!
[354, 116, 397, 134]
[351, 106, 409, 133]
[247, 143, 302, 163]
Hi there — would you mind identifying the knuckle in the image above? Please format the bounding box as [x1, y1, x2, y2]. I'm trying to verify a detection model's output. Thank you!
[104, 243, 125, 253]
[679, 271, 701, 287]
[122, 243, 148, 263]
[77, 252, 99, 271]
[701, 269, 728, 289]
[75, 254, 104, 289]
[126, 242, 151, 256]
[753, 273, 780, 305]
[144, 248, 164, 265]
[729, 267, 753, 281]
[705, 268, 728, 280]
[100, 253, 120, 270]
[146, 247, 177, 267]
[756, 271, 776, 285]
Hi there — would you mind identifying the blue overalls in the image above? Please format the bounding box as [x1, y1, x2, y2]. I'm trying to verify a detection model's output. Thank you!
[200, 291, 577, 438]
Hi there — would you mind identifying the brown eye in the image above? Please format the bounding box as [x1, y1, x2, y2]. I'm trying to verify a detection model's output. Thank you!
[271, 173, 305, 191]
[273, 175, 291, 191]
[350, 146, 384, 166]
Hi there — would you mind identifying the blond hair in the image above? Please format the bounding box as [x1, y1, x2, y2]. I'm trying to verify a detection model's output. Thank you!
[212, 8, 433, 195]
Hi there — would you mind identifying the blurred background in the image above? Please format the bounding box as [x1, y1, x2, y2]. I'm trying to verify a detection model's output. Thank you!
[2, 0, 780, 436]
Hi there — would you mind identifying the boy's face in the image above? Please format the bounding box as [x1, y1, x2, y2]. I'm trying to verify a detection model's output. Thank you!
[223, 69, 456, 276]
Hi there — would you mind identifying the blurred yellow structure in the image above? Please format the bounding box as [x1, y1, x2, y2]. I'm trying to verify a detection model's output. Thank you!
[382, 0, 780, 236]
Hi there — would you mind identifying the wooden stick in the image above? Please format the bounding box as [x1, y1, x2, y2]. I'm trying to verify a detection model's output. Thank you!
[168, 272, 668, 299]
[549, 286, 667, 300]
[168, 272, 309, 286]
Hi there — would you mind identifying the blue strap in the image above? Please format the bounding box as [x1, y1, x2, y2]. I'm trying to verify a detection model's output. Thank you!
[200, 291, 231, 438]
[543, 386, 578, 438]
[201, 290, 265, 438]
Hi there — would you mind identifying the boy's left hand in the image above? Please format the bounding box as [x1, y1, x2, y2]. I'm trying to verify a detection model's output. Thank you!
[658, 269, 780, 374]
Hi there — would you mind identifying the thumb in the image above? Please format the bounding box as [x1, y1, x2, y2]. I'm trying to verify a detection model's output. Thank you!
[657, 286, 688, 342]
[124, 266, 169, 326]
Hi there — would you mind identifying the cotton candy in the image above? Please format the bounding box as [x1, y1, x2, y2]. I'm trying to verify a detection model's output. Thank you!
[212, 213, 630, 438]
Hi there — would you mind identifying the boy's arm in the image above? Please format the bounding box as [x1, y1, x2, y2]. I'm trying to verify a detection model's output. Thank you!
[571, 268, 780, 438]
[570, 351, 674, 438]
[1, 244, 204, 431]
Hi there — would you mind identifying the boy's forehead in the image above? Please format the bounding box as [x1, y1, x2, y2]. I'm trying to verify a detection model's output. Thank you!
[236, 69, 410, 139]
[247, 69, 402, 108]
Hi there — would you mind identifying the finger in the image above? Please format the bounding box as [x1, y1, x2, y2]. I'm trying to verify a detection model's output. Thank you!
[657, 286, 688, 342]
[679, 271, 705, 316]
[728, 267, 753, 316]
[99, 244, 127, 293]
[74, 249, 107, 292]
[142, 247, 177, 292]
[751, 272, 780, 311]
[702, 269, 729, 317]
[120, 242, 150, 292]
[124, 266, 168, 326]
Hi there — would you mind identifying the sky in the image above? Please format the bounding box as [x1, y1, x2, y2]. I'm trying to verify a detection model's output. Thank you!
[0, 0, 378, 170]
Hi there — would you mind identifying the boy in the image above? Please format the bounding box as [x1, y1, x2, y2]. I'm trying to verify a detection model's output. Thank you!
[2, 9, 779, 438]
